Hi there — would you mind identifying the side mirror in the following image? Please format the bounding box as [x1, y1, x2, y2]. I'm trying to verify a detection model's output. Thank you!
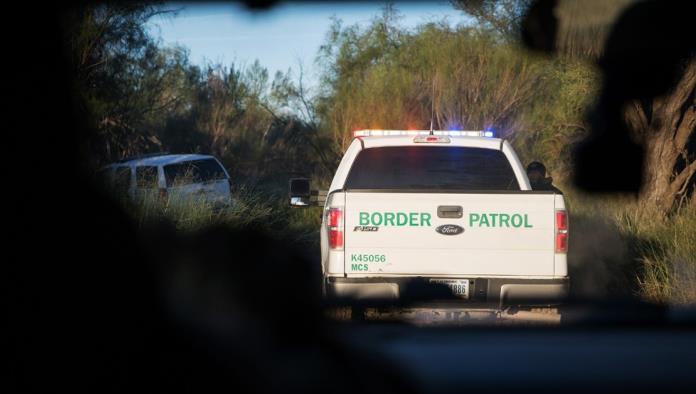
[289, 178, 328, 207]
[289, 178, 311, 207]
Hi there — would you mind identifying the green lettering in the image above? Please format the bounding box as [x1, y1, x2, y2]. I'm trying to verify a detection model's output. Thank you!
[351, 254, 358, 262]
[511, 214, 522, 228]
[385, 212, 395, 226]
[351, 263, 360, 271]
[524, 214, 533, 228]
[371, 212, 383, 226]
[409, 212, 418, 226]
[420, 212, 432, 226]
[480, 214, 490, 227]
[469, 213, 480, 227]
[359, 212, 369, 225]
[489, 213, 498, 227]
[397, 212, 408, 226]
[500, 214, 510, 227]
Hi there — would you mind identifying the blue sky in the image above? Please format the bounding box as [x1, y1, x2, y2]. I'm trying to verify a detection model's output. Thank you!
[147, 2, 467, 88]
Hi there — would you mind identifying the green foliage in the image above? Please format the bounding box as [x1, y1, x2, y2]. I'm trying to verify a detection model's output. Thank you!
[553, 0, 635, 60]
[451, 0, 533, 39]
[122, 183, 321, 256]
[511, 59, 599, 180]
[558, 190, 696, 303]
[626, 203, 696, 304]
[126, 185, 271, 232]
[66, 4, 187, 164]
[317, 17, 546, 149]
[69, 4, 333, 183]
[315, 11, 598, 178]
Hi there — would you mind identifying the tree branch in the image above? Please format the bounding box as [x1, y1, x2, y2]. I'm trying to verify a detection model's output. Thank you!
[665, 58, 696, 125]
[296, 61, 318, 130]
[624, 100, 650, 137]
[669, 159, 696, 196]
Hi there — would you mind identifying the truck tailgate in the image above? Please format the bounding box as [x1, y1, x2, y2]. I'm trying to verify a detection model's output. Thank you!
[344, 192, 556, 277]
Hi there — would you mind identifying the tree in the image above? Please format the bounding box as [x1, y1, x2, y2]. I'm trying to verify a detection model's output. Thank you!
[452, 0, 533, 39]
[549, 0, 696, 214]
[456, 0, 696, 214]
[64, 3, 183, 165]
[194, 65, 248, 158]
[625, 58, 696, 214]
[269, 62, 340, 177]
[316, 16, 548, 151]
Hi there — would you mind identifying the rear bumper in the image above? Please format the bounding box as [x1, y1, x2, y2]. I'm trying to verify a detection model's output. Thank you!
[325, 276, 569, 307]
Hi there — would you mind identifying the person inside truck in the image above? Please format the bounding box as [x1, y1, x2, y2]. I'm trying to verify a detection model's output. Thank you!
[526, 161, 562, 193]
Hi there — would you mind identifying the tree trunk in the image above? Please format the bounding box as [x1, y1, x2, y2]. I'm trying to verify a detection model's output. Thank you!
[642, 135, 681, 213]
[626, 58, 696, 215]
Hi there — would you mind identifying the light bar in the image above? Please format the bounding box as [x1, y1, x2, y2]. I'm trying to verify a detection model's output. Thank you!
[353, 129, 494, 137]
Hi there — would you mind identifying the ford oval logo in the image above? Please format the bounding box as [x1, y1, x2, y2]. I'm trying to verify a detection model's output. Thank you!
[436, 224, 464, 235]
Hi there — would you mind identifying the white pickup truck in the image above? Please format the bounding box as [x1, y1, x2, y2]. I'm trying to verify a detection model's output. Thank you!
[291, 130, 569, 306]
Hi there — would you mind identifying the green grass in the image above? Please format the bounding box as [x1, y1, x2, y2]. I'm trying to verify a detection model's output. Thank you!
[564, 189, 696, 304]
[125, 185, 274, 233]
[630, 203, 696, 304]
[120, 182, 323, 258]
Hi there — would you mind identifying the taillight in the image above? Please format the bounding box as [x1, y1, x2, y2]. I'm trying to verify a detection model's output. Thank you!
[555, 210, 568, 253]
[327, 207, 343, 250]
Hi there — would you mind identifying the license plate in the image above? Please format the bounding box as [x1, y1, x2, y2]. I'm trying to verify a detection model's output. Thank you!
[429, 279, 470, 299]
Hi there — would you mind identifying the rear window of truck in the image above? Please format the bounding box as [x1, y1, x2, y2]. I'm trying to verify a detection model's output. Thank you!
[164, 158, 227, 186]
[345, 146, 520, 191]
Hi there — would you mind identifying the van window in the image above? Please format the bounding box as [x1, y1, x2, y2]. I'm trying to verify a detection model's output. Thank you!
[136, 166, 159, 189]
[345, 146, 520, 191]
[164, 159, 227, 187]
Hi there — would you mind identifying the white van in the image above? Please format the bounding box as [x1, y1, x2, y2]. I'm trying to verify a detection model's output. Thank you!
[99, 153, 232, 206]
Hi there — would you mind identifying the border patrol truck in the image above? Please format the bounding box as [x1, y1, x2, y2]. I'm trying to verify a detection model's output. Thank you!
[290, 130, 569, 306]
